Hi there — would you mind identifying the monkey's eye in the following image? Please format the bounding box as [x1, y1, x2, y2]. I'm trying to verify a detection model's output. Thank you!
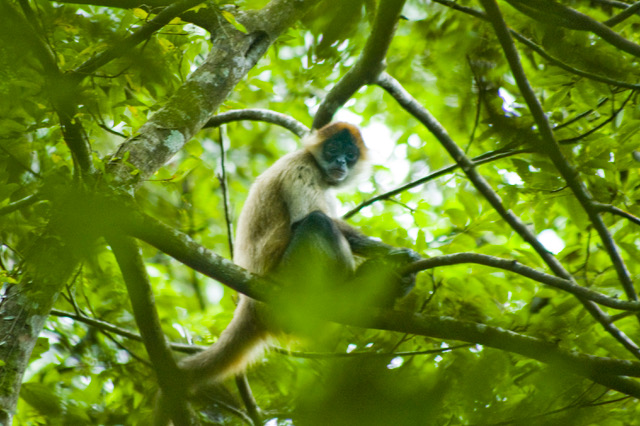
[345, 146, 359, 164]
[323, 140, 341, 159]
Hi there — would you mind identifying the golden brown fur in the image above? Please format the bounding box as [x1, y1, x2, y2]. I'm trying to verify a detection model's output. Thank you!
[179, 122, 369, 384]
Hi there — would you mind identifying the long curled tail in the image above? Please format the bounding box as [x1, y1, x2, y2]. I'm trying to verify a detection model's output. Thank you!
[180, 297, 270, 385]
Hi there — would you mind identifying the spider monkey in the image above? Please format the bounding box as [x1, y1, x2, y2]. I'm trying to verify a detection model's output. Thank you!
[179, 121, 418, 391]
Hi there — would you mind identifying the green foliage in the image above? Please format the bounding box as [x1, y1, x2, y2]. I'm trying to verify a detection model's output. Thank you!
[2, 0, 640, 424]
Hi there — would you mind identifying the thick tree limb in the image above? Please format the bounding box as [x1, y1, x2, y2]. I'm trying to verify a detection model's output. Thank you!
[360, 310, 640, 398]
[114, 205, 640, 384]
[108, 0, 318, 186]
[117, 200, 639, 312]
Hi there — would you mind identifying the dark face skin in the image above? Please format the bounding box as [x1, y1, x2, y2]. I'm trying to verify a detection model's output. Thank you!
[322, 131, 360, 184]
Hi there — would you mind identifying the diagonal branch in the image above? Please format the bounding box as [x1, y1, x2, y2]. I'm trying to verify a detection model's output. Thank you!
[505, 0, 640, 58]
[603, 1, 640, 27]
[312, 0, 406, 128]
[107, 234, 194, 425]
[593, 203, 640, 227]
[108, 0, 318, 186]
[432, 0, 640, 90]
[479, 0, 637, 302]
[375, 71, 640, 359]
[343, 149, 528, 219]
[72, 0, 205, 79]
[510, 32, 640, 91]
[359, 309, 640, 397]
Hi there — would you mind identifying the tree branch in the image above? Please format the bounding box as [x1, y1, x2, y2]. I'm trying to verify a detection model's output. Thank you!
[343, 149, 528, 219]
[375, 71, 640, 359]
[510, 32, 640, 91]
[479, 0, 637, 303]
[107, 0, 318, 186]
[604, 1, 640, 27]
[118, 204, 273, 301]
[0, 195, 38, 217]
[72, 0, 205, 79]
[505, 0, 640, 59]
[49, 292, 640, 399]
[593, 203, 640, 226]
[49, 0, 223, 32]
[312, 0, 406, 128]
[112, 202, 640, 385]
[432, 0, 640, 90]
[404, 253, 640, 311]
[204, 109, 309, 137]
[107, 235, 194, 425]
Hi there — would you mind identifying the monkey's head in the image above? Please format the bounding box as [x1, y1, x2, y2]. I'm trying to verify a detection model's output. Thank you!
[306, 122, 370, 186]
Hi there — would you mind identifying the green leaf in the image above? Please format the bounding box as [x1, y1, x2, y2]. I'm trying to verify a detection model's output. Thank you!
[221, 10, 247, 33]
[20, 383, 63, 416]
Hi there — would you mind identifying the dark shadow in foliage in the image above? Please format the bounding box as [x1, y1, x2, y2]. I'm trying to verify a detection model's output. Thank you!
[294, 356, 447, 426]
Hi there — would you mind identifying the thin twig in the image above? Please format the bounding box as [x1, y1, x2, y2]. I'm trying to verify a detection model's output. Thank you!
[343, 149, 528, 219]
[217, 127, 235, 258]
[558, 90, 635, 144]
[593, 203, 640, 226]
[273, 344, 474, 359]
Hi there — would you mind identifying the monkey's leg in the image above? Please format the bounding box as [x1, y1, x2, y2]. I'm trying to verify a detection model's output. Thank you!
[266, 211, 357, 332]
[277, 210, 355, 287]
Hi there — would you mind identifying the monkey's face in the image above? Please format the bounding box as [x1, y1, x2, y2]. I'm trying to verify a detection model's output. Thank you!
[321, 134, 360, 184]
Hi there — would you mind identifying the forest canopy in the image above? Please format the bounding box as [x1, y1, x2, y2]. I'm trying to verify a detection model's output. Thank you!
[1, 0, 640, 425]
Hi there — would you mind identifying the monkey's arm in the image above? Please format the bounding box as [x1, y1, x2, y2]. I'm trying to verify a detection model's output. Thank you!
[336, 220, 419, 259]
[336, 220, 420, 301]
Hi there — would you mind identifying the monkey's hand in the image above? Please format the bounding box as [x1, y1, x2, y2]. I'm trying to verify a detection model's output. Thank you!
[351, 248, 421, 307]
[385, 248, 421, 297]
